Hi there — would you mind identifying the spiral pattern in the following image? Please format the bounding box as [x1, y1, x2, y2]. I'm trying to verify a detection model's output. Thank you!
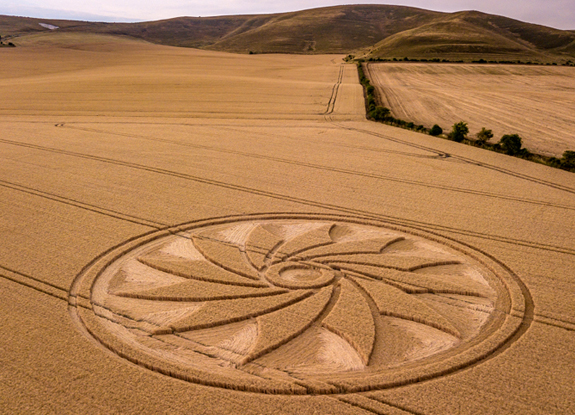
[79, 217, 523, 393]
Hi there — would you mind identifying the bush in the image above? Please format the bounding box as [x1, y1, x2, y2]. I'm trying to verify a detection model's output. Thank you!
[499, 134, 523, 155]
[518, 148, 532, 158]
[369, 106, 390, 121]
[476, 127, 493, 145]
[366, 94, 376, 111]
[429, 124, 443, 136]
[548, 157, 562, 168]
[449, 122, 469, 142]
[561, 150, 575, 170]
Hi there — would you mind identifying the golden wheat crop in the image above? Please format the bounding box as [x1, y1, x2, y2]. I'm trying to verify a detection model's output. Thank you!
[322, 279, 375, 365]
[245, 224, 285, 270]
[138, 252, 267, 287]
[0, 31, 573, 414]
[247, 286, 333, 362]
[366, 62, 575, 156]
[192, 236, 261, 280]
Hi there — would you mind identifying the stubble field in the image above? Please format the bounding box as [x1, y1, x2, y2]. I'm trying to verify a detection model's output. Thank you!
[365, 62, 575, 157]
[1, 33, 574, 414]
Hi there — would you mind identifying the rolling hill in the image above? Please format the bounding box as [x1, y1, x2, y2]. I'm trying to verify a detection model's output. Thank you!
[1, 5, 574, 61]
[368, 11, 575, 61]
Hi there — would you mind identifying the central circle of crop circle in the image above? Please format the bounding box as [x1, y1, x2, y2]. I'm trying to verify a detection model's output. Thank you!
[283, 266, 319, 281]
[70, 214, 528, 395]
[266, 262, 336, 289]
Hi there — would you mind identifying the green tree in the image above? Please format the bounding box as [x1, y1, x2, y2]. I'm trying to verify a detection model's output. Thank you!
[449, 122, 469, 142]
[561, 150, 575, 170]
[476, 127, 493, 145]
[366, 94, 376, 111]
[369, 106, 390, 121]
[429, 124, 443, 136]
[499, 134, 523, 155]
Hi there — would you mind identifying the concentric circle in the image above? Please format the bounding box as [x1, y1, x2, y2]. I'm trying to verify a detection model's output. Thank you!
[69, 214, 528, 394]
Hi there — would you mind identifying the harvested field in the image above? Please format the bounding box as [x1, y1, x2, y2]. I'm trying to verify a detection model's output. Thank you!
[366, 63, 575, 156]
[1, 32, 574, 414]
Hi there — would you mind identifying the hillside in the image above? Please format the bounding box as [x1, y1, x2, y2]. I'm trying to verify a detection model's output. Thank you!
[368, 11, 575, 61]
[1, 5, 574, 61]
[202, 6, 440, 53]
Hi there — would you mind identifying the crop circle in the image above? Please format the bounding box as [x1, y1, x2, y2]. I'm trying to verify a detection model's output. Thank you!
[70, 214, 528, 394]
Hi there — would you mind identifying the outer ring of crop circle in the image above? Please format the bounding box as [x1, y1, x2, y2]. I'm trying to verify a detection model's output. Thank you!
[69, 213, 531, 395]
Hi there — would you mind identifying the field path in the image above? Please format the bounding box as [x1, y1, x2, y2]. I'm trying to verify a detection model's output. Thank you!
[0, 34, 574, 414]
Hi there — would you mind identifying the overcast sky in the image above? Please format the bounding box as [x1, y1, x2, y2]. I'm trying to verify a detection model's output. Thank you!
[2, 0, 574, 30]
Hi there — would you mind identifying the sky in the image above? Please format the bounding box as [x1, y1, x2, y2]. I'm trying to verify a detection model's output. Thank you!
[2, 0, 574, 30]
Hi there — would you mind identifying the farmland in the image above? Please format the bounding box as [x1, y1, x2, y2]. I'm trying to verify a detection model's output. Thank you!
[1, 32, 575, 414]
[365, 62, 575, 157]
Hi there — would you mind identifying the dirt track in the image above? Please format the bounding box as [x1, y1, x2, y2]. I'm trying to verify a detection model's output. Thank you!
[1, 34, 574, 414]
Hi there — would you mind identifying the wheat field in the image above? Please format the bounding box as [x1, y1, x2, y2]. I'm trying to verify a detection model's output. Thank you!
[365, 62, 575, 157]
[1, 33, 574, 414]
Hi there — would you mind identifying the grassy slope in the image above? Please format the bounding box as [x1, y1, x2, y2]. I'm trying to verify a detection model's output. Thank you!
[205, 5, 440, 53]
[0, 15, 83, 35]
[368, 11, 575, 61]
[369, 19, 533, 60]
[1, 6, 575, 61]
[76, 16, 266, 49]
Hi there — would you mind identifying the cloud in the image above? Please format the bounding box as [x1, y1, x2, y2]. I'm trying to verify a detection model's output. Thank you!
[0, 1, 139, 21]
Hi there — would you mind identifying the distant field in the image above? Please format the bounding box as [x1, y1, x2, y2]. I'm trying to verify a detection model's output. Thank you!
[1, 33, 574, 414]
[0, 33, 360, 120]
[366, 63, 575, 156]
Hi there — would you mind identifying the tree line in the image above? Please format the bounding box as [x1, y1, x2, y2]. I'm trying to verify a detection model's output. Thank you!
[353, 56, 575, 67]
